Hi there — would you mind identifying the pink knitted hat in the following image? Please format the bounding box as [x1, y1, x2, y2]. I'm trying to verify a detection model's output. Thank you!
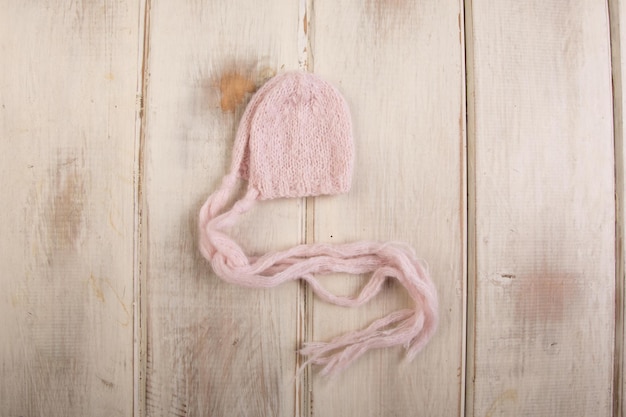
[199, 71, 438, 375]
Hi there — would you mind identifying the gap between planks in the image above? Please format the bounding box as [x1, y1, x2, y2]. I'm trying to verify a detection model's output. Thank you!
[463, 0, 478, 416]
[296, 1, 315, 416]
[458, 0, 469, 416]
[609, 1, 625, 416]
[134, 0, 152, 416]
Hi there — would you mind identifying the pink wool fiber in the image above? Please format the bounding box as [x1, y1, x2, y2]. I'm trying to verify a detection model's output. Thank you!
[198, 71, 438, 375]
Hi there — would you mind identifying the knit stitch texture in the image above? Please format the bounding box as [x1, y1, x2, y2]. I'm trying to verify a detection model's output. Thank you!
[198, 71, 438, 375]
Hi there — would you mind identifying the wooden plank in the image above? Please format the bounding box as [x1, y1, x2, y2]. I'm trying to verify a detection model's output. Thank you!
[609, 0, 626, 415]
[466, 1, 615, 415]
[141, 1, 301, 416]
[0, 2, 139, 416]
[308, 1, 466, 415]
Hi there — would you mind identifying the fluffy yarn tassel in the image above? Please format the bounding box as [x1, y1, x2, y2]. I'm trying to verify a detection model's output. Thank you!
[198, 175, 439, 375]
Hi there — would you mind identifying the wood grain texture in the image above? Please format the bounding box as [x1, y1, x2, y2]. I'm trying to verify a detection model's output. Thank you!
[467, 1, 615, 415]
[308, 1, 466, 415]
[0, 1, 139, 416]
[141, 1, 301, 416]
[4, 1, 626, 416]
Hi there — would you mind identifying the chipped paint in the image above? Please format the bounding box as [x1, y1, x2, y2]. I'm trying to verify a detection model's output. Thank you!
[255, 67, 276, 86]
[303, 10, 308, 35]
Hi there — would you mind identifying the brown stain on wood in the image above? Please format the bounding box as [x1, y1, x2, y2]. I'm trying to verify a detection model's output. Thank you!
[87, 274, 131, 326]
[98, 376, 115, 389]
[366, 0, 411, 31]
[218, 72, 257, 112]
[513, 271, 581, 323]
[50, 156, 85, 248]
[89, 274, 105, 303]
[369, 0, 409, 11]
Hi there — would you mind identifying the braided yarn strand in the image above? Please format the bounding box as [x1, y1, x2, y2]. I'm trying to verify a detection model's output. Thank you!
[197, 71, 439, 375]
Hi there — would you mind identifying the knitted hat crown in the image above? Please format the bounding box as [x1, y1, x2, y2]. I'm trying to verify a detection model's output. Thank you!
[234, 71, 354, 199]
[232, 71, 354, 199]
[199, 71, 438, 375]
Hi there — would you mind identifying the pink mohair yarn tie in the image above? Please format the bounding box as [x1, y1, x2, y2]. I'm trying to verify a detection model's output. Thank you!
[198, 71, 438, 375]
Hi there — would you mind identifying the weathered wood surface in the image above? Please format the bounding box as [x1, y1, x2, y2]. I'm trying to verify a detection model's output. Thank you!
[0, 1, 624, 416]
[466, 1, 615, 415]
[308, 0, 466, 416]
[0, 1, 139, 416]
[140, 1, 301, 416]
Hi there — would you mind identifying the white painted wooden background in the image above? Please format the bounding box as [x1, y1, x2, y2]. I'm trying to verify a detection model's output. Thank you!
[0, 1, 622, 416]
